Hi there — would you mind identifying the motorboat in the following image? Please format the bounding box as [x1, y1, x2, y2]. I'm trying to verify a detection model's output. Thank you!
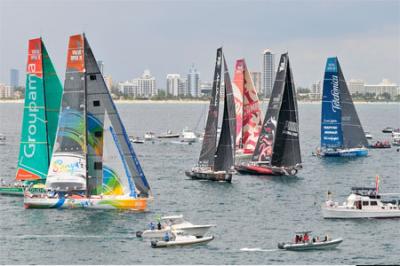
[144, 132, 156, 141]
[130, 137, 145, 144]
[0, 134, 5, 145]
[369, 141, 391, 149]
[137, 214, 216, 239]
[364, 131, 373, 139]
[322, 187, 400, 219]
[180, 128, 197, 143]
[382, 127, 394, 133]
[393, 136, 400, 146]
[151, 232, 214, 248]
[157, 130, 180, 139]
[278, 232, 342, 251]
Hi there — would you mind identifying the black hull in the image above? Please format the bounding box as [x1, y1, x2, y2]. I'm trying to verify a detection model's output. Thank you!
[185, 171, 232, 183]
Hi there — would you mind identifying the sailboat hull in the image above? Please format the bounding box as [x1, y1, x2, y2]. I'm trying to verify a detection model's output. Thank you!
[321, 148, 368, 157]
[23, 195, 148, 211]
[236, 164, 298, 176]
[185, 170, 232, 183]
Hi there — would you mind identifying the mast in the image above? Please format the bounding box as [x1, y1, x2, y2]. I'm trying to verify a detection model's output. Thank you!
[198, 48, 223, 168]
[41, 38, 51, 167]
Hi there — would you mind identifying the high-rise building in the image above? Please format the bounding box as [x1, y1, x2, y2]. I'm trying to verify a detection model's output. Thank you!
[262, 49, 275, 98]
[250, 71, 262, 95]
[200, 81, 212, 96]
[103, 74, 113, 91]
[310, 80, 322, 100]
[0, 83, 13, 98]
[187, 64, 200, 97]
[166, 74, 181, 96]
[10, 69, 19, 88]
[118, 70, 156, 98]
[348, 79, 365, 94]
[97, 60, 104, 75]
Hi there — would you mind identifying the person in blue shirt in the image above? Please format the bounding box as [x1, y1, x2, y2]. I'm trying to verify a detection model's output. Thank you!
[164, 232, 170, 242]
[149, 222, 155, 230]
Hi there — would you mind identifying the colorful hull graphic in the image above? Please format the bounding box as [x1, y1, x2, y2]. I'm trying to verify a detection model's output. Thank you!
[24, 195, 148, 211]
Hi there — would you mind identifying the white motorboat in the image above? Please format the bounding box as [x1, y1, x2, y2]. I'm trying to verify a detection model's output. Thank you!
[278, 233, 343, 251]
[393, 135, 400, 146]
[144, 132, 156, 141]
[0, 134, 6, 145]
[180, 128, 197, 143]
[364, 131, 373, 139]
[322, 187, 400, 219]
[130, 137, 145, 144]
[151, 233, 214, 248]
[137, 214, 216, 239]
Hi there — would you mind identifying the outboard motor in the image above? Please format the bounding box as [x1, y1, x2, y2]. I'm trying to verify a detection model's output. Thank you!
[136, 231, 143, 238]
[277, 242, 285, 249]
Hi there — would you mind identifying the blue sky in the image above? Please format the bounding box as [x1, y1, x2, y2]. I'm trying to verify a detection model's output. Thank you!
[0, 0, 399, 88]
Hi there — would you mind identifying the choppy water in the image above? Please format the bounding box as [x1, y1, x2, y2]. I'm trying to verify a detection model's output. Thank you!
[0, 102, 399, 265]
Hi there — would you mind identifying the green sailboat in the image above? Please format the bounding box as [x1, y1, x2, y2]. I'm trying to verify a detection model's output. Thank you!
[0, 38, 63, 196]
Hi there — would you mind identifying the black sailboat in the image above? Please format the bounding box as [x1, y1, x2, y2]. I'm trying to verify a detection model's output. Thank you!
[236, 53, 302, 176]
[185, 48, 236, 182]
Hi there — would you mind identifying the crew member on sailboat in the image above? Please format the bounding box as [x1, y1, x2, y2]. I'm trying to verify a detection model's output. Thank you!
[236, 53, 302, 176]
[185, 48, 236, 182]
[317, 57, 368, 157]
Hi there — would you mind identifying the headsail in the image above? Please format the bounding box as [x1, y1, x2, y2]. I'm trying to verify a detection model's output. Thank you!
[252, 53, 301, 167]
[232, 60, 244, 148]
[16, 38, 62, 181]
[271, 54, 301, 167]
[102, 112, 136, 196]
[336, 59, 368, 148]
[198, 48, 223, 168]
[214, 55, 236, 171]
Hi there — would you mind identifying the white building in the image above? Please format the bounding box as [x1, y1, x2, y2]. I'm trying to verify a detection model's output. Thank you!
[103, 75, 112, 91]
[0, 83, 12, 99]
[310, 80, 322, 100]
[166, 74, 186, 97]
[262, 49, 275, 98]
[348, 79, 365, 94]
[364, 79, 399, 98]
[250, 71, 262, 95]
[187, 65, 200, 97]
[200, 82, 212, 96]
[118, 70, 157, 98]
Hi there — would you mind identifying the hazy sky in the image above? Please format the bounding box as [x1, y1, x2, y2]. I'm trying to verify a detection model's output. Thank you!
[0, 0, 399, 88]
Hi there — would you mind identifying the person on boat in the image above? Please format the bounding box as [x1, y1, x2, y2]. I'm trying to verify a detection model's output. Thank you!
[324, 235, 328, 242]
[163, 232, 170, 242]
[316, 236, 320, 242]
[295, 235, 299, 243]
[298, 235, 302, 242]
[157, 221, 162, 230]
[149, 222, 155, 230]
[303, 233, 309, 243]
[312, 237, 316, 243]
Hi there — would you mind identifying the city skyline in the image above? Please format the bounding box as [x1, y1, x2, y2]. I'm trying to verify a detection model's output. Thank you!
[0, 0, 399, 88]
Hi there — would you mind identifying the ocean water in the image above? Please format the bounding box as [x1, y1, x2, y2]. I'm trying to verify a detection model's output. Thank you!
[0, 102, 399, 265]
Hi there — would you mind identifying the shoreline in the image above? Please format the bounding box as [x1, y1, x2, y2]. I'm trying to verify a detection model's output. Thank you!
[0, 99, 399, 104]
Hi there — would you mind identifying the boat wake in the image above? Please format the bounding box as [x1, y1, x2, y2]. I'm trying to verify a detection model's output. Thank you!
[240, 247, 279, 252]
[0, 234, 131, 239]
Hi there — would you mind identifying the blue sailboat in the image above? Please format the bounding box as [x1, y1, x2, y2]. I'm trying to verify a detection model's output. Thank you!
[318, 57, 368, 157]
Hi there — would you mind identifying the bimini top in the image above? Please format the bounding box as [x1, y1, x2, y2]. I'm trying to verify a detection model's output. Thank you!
[351, 187, 376, 192]
[295, 231, 312, 234]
